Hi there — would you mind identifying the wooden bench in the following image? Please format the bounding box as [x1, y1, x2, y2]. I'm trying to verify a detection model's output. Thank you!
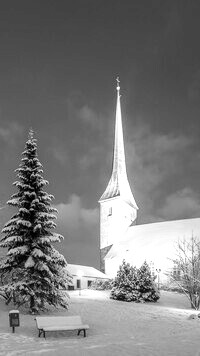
[35, 315, 89, 338]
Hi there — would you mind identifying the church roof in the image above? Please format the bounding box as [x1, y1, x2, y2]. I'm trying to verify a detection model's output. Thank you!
[105, 217, 200, 264]
[99, 79, 138, 209]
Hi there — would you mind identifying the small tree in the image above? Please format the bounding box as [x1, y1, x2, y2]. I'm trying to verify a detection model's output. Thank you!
[110, 260, 138, 301]
[110, 260, 159, 302]
[0, 130, 71, 313]
[170, 236, 200, 310]
[137, 261, 159, 302]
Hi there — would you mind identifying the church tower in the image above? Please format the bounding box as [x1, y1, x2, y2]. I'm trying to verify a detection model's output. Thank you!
[99, 78, 138, 273]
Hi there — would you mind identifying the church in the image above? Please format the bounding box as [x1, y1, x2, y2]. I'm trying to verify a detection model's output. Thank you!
[98, 79, 200, 283]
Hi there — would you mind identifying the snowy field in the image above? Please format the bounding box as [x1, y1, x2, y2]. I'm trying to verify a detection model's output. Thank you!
[0, 290, 200, 356]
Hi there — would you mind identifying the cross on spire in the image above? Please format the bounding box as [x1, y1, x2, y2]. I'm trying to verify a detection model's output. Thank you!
[116, 76, 120, 93]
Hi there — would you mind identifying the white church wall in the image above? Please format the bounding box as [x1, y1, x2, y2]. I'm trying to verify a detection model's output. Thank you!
[105, 256, 124, 279]
[104, 218, 200, 283]
[100, 197, 136, 250]
[105, 253, 173, 284]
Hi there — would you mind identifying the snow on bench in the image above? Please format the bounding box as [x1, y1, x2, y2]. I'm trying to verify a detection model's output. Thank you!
[35, 315, 89, 338]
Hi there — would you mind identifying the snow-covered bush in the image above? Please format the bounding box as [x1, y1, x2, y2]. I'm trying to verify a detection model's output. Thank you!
[89, 278, 113, 290]
[0, 130, 72, 313]
[110, 260, 160, 303]
[136, 261, 160, 302]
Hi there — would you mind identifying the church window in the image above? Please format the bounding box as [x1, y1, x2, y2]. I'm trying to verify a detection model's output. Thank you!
[108, 207, 112, 216]
[87, 280, 92, 287]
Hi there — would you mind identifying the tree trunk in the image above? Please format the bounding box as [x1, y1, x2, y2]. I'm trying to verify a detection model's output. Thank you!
[190, 293, 200, 310]
[13, 291, 16, 305]
[30, 295, 35, 312]
[5, 293, 12, 305]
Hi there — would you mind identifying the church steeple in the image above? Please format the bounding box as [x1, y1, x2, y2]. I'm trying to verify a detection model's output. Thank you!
[99, 78, 138, 210]
[99, 78, 138, 272]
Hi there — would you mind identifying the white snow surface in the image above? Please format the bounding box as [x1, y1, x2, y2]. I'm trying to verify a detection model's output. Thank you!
[66, 264, 109, 279]
[17, 220, 31, 228]
[0, 290, 200, 355]
[40, 235, 60, 243]
[7, 246, 29, 255]
[32, 248, 44, 258]
[25, 256, 35, 268]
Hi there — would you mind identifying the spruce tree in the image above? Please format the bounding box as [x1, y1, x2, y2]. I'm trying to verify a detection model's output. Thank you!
[137, 261, 159, 302]
[110, 260, 159, 302]
[110, 260, 138, 301]
[0, 130, 71, 313]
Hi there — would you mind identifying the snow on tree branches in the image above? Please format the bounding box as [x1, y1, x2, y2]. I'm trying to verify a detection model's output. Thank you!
[110, 260, 160, 302]
[0, 129, 71, 313]
[168, 236, 200, 310]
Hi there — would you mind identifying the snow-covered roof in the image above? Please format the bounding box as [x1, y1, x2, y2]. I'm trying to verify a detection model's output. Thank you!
[105, 217, 200, 265]
[66, 263, 110, 279]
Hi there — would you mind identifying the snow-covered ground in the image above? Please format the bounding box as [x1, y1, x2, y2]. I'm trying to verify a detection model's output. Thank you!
[0, 290, 200, 356]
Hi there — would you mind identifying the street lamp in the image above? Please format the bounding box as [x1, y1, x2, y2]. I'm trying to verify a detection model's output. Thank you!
[77, 270, 83, 296]
[156, 269, 161, 290]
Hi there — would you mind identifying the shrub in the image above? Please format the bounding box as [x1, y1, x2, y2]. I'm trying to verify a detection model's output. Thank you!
[89, 279, 113, 290]
[110, 260, 160, 303]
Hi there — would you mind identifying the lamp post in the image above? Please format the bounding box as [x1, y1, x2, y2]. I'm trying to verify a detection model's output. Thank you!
[77, 270, 83, 296]
[156, 268, 161, 290]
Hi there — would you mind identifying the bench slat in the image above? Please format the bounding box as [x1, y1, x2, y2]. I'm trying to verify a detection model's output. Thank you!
[43, 324, 89, 331]
[36, 316, 82, 327]
[36, 316, 82, 322]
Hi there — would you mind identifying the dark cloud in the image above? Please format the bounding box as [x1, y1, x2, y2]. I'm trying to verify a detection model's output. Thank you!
[55, 195, 99, 267]
[159, 187, 200, 220]
[49, 142, 70, 166]
[188, 69, 200, 103]
[0, 122, 24, 146]
[126, 123, 196, 223]
[0, 1, 200, 268]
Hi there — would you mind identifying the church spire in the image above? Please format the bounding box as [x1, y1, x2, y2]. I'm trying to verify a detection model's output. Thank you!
[99, 78, 138, 210]
[112, 76, 127, 181]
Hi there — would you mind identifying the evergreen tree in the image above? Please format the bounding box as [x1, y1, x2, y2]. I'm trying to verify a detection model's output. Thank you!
[137, 261, 159, 302]
[0, 130, 71, 313]
[110, 260, 159, 302]
[110, 260, 138, 301]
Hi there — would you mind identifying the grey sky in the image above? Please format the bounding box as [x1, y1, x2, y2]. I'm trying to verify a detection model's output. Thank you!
[0, 1, 200, 268]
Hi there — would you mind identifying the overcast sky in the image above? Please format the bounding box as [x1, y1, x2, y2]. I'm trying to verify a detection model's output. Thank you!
[0, 1, 200, 268]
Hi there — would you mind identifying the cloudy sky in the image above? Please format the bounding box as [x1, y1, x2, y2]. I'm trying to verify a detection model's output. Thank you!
[0, 0, 200, 268]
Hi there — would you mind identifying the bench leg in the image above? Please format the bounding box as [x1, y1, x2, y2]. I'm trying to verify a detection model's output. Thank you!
[78, 329, 86, 337]
[38, 329, 46, 338]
